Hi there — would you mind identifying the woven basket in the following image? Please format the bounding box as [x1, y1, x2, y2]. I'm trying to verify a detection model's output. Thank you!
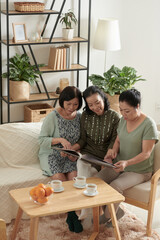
[14, 2, 45, 12]
[24, 103, 54, 122]
[106, 94, 120, 114]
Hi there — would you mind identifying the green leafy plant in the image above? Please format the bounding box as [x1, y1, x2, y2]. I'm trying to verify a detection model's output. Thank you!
[89, 65, 146, 96]
[60, 9, 77, 29]
[2, 53, 44, 85]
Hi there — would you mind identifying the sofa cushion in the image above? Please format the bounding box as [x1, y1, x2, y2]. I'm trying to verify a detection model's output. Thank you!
[0, 163, 47, 186]
[0, 163, 49, 223]
[124, 180, 160, 204]
[0, 122, 42, 167]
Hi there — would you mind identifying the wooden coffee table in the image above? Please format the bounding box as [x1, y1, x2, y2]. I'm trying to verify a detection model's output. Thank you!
[9, 177, 124, 240]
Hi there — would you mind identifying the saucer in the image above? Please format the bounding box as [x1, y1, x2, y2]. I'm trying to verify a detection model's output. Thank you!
[73, 183, 86, 189]
[53, 187, 64, 193]
[83, 190, 98, 197]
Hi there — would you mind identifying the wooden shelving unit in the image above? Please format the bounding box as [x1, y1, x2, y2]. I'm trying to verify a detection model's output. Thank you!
[1, 9, 59, 15]
[2, 37, 88, 46]
[0, 0, 91, 123]
[3, 92, 59, 103]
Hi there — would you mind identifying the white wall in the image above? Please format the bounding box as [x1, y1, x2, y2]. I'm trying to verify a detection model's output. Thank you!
[1, 0, 160, 123]
[90, 0, 160, 124]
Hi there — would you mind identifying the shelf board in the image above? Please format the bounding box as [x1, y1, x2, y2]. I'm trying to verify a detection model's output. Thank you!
[3, 92, 59, 103]
[39, 64, 87, 73]
[2, 37, 88, 46]
[1, 9, 59, 15]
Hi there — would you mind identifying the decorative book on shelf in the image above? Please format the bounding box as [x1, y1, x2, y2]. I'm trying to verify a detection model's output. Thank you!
[48, 45, 70, 70]
[51, 146, 117, 168]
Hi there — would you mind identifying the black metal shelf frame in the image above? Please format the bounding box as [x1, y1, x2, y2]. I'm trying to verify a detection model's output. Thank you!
[0, 0, 91, 123]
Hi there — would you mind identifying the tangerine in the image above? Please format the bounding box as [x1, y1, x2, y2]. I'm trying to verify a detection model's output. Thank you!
[30, 187, 38, 201]
[37, 183, 46, 190]
[36, 187, 46, 198]
[30, 187, 36, 196]
[37, 197, 48, 204]
[45, 187, 53, 196]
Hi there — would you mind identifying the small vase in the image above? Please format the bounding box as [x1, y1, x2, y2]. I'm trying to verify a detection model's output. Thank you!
[59, 78, 69, 92]
[62, 28, 74, 40]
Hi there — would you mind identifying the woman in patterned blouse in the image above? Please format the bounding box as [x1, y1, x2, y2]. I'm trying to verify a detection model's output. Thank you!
[38, 86, 82, 181]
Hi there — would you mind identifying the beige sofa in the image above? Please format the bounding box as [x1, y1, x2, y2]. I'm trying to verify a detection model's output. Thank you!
[0, 122, 49, 223]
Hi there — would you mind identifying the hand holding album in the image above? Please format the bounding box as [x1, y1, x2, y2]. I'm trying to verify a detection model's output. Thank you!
[52, 146, 117, 168]
[103, 157, 113, 164]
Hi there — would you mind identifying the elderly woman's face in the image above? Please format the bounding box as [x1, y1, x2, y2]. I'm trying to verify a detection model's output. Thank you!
[63, 97, 79, 115]
[86, 93, 104, 115]
[119, 101, 139, 121]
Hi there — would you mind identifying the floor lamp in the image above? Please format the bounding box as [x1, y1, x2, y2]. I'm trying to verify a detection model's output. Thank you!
[93, 18, 121, 72]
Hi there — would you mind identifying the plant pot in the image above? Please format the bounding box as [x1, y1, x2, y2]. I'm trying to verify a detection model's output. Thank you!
[106, 94, 120, 114]
[9, 80, 30, 101]
[62, 28, 74, 40]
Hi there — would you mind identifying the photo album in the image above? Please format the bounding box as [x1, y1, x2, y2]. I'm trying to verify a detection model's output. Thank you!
[52, 146, 117, 168]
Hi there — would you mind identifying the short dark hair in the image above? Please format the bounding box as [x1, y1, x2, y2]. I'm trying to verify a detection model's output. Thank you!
[83, 85, 110, 114]
[119, 89, 141, 107]
[59, 86, 82, 110]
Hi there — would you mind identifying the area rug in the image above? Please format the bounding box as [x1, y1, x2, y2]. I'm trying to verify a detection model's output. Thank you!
[6, 205, 160, 240]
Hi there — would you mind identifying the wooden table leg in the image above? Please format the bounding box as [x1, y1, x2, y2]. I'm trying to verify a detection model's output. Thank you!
[30, 217, 39, 240]
[89, 206, 99, 240]
[11, 207, 23, 240]
[108, 203, 121, 240]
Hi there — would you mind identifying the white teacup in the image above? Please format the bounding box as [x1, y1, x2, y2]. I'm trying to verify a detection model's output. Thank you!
[73, 176, 86, 187]
[86, 183, 97, 195]
[49, 180, 62, 191]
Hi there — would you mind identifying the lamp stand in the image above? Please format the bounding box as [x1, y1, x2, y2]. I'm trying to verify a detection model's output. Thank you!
[104, 50, 108, 72]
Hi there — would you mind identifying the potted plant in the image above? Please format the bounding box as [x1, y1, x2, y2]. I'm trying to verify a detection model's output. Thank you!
[2, 53, 44, 101]
[59, 9, 77, 40]
[89, 65, 146, 112]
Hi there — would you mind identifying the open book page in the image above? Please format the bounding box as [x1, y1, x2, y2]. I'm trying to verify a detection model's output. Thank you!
[51, 146, 116, 168]
[81, 154, 117, 168]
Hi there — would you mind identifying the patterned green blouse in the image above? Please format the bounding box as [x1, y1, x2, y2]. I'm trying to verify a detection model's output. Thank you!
[77, 109, 120, 159]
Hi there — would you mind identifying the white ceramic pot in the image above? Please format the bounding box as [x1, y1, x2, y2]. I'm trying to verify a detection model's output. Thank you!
[62, 28, 74, 40]
[9, 80, 30, 101]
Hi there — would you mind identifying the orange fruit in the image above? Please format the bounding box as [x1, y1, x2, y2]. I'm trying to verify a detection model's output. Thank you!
[45, 187, 53, 196]
[30, 187, 38, 201]
[37, 197, 48, 204]
[37, 183, 46, 190]
[30, 187, 36, 196]
[36, 187, 46, 198]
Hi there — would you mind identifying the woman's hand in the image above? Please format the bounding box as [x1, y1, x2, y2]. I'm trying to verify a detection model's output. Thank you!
[103, 156, 113, 164]
[114, 161, 128, 172]
[60, 152, 77, 162]
[106, 149, 117, 159]
[60, 138, 72, 149]
[67, 155, 78, 162]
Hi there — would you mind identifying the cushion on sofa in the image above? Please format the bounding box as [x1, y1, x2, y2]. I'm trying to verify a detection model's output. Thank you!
[0, 122, 50, 223]
[0, 122, 42, 167]
[0, 163, 49, 223]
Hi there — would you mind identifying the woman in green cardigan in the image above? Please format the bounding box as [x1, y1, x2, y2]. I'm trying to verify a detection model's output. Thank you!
[38, 86, 82, 181]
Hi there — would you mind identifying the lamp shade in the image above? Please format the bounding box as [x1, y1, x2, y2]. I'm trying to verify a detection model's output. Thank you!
[93, 18, 121, 51]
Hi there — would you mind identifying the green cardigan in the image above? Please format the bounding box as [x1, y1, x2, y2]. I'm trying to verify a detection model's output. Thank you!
[77, 109, 120, 159]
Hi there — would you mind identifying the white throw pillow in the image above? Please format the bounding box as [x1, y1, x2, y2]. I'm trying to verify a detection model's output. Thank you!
[0, 122, 42, 167]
